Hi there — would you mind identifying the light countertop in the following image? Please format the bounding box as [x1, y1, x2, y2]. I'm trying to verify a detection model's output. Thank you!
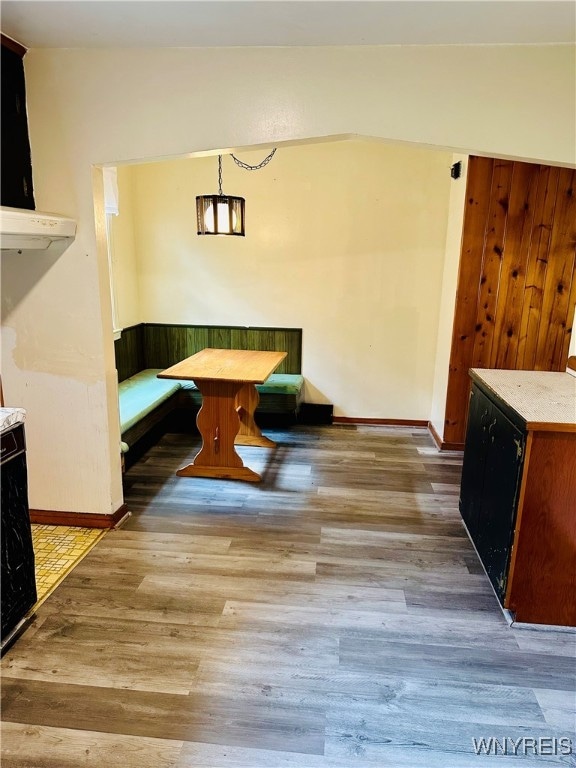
[0, 407, 26, 435]
[470, 369, 576, 431]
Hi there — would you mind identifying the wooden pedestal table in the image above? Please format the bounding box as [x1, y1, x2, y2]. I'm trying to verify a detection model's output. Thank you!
[158, 348, 287, 482]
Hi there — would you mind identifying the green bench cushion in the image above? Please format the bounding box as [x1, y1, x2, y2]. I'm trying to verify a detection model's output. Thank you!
[177, 373, 304, 395]
[177, 374, 304, 414]
[119, 370, 305, 447]
[119, 369, 181, 433]
[257, 374, 304, 395]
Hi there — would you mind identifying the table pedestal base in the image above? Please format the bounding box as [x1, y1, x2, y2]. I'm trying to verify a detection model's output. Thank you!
[235, 383, 276, 448]
[235, 434, 276, 448]
[176, 464, 261, 482]
[176, 380, 275, 482]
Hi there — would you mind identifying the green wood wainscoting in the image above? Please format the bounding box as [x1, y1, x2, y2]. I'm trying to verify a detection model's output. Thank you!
[115, 323, 302, 383]
[114, 324, 304, 466]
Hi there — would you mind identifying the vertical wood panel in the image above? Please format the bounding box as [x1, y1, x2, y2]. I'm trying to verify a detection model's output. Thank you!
[561, 267, 576, 365]
[143, 324, 187, 370]
[114, 325, 145, 382]
[535, 168, 576, 371]
[491, 162, 539, 369]
[444, 158, 576, 446]
[516, 166, 560, 370]
[187, 326, 210, 356]
[470, 161, 513, 368]
[208, 327, 232, 349]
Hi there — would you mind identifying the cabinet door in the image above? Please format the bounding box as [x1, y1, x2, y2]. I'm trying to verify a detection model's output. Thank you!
[475, 400, 525, 600]
[459, 384, 525, 602]
[459, 386, 491, 542]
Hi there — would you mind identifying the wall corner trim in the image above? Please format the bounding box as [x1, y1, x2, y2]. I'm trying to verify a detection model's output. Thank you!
[428, 421, 464, 452]
[1, 33, 27, 57]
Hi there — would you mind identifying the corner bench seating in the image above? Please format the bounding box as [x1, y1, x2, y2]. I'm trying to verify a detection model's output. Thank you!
[119, 368, 305, 452]
[115, 324, 304, 457]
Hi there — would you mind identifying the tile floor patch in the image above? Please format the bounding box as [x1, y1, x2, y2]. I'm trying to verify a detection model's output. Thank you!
[31, 525, 106, 605]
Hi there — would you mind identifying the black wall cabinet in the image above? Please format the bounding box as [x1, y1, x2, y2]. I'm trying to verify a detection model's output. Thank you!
[1, 42, 35, 210]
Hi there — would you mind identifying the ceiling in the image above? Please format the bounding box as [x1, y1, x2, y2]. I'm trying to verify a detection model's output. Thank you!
[1, 1, 575, 49]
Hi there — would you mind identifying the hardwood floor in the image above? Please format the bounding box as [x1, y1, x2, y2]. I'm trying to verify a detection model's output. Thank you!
[2, 425, 575, 767]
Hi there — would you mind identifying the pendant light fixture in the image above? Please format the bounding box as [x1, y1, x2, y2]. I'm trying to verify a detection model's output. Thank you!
[196, 149, 276, 237]
[196, 155, 245, 236]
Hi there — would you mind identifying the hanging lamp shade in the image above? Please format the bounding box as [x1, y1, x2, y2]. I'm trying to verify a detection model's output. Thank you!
[196, 155, 245, 236]
[196, 150, 275, 237]
[196, 194, 245, 236]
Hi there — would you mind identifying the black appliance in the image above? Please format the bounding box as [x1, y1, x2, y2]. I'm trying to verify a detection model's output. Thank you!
[1, 418, 37, 652]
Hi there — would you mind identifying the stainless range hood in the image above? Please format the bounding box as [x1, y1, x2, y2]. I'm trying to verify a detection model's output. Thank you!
[0, 206, 76, 256]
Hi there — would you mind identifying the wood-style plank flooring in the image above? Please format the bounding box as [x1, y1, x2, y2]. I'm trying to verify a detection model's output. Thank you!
[2, 425, 575, 767]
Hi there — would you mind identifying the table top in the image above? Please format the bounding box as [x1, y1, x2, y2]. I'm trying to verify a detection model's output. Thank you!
[158, 348, 287, 384]
[470, 368, 576, 432]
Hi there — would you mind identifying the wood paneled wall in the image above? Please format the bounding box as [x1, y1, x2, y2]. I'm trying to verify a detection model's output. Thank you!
[444, 157, 576, 447]
[114, 324, 303, 382]
[114, 324, 145, 382]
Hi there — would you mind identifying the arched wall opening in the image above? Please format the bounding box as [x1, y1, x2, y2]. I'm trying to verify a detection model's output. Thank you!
[4, 43, 570, 519]
[99, 137, 461, 435]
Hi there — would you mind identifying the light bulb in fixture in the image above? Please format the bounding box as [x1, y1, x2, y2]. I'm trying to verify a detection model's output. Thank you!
[203, 201, 237, 234]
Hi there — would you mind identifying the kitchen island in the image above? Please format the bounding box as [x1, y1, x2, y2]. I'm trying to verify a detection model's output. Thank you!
[459, 368, 576, 627]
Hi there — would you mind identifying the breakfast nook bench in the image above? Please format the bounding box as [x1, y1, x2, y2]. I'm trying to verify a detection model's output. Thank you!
[115, 324, 304, 461]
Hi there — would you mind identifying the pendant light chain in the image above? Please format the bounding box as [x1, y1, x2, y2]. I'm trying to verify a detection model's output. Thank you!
[218, 155, 224, 195]
[197, 149, 276, 237]
[230, 148, 277, 171]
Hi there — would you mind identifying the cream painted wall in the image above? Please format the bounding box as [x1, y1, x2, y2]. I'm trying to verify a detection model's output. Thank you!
[4, 43, 572, 516]
[116, 140, 452, 418]
[430, 154, 469, 441]
[109, 166, 141, 329]
[1, 167, 120, 515]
